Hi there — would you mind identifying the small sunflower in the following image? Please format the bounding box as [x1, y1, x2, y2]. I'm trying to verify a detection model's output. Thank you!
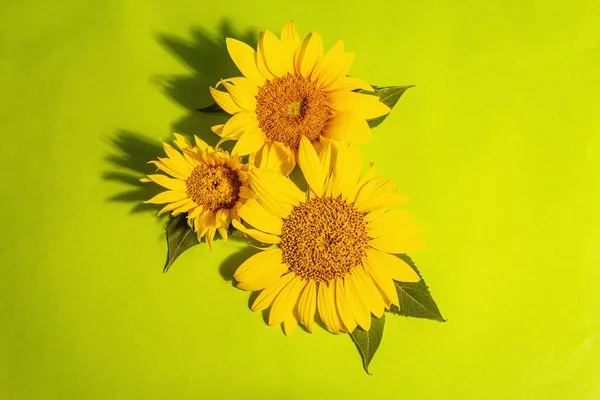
[233, 137, 425, 335]
[210, 21, 391, 175]
[142, 133, 251, 247]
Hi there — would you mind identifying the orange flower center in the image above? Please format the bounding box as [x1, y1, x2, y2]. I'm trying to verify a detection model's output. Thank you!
[255, 74, 332, 150]
[186, 164, 241, 211]
[280, 197, 369, 282]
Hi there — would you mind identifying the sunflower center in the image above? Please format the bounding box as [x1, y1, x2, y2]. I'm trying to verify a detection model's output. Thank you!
[186, 164, 241, 211]
[280, 197, 369, 283]
[255, 74, 331, 150]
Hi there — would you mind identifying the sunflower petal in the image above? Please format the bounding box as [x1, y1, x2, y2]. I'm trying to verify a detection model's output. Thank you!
[235, 248, 289, 291]
[344, 273, 371, 331]
[232, 129, 266, 156]
[280, 21, 301, 73]
[222, 110, 258, 138]
[225, 38, 266, 86]
[144, 190, 188, 204]
[297, 280, 317, 333]
[327, 91, 391, 120]
[250, 141, 296, 176]
[362, 254, 399, 307]
[232, 219, 281, 244]
[323, 112, 371, 143]
[260, 30, 288, 77]
[209, 86, 242, 115]
[327, 75, 374, 92]
[329, 142, 362, 200]
[158, 198, 193, 216]
[335, 278, 357, 333]
[252, 272, 296, 312]
[238, 198, 283, 235]
[298, 136, 325, 196]
[269, 276, 306, 326]
[250, 167, 304, 218]
[364, 248, 420, 283]
[219, 78, 258, 111]
[144, 174, 187, 192]
[317, 282, 340, 334]
[312, 40, 354, 88]
[256, 30, 276, 80]
[353, 265, 386, 318]
[296, 32, 323, 78]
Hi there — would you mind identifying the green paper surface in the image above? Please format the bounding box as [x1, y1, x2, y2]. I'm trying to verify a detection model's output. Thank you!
[1, 0, 600, 398]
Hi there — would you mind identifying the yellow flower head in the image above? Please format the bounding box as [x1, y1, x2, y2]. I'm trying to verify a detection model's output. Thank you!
[233, 137, 425, 335]
[210, 21, 391, 175]
[142, 133, 251, 247]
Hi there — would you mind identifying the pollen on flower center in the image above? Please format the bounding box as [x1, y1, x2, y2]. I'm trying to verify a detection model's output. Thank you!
[280, 197, 369, 283]
[255, 74, 332, 150]
[186, 164, 241, 211]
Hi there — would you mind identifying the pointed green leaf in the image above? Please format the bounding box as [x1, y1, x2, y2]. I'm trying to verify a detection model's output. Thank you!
[164, 214, 200, 273]
[197, 102, 229, 115]
[349, 314, 385, 375]
[389, 254, 446, 322]
[362, 85, 414, 128]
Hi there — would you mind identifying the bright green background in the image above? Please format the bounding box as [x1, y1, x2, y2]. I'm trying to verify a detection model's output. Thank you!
[2, 0, 599, 398]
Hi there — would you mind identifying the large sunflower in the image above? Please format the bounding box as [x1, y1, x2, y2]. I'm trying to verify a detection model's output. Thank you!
[232, 137, 425, 334]
[210, 21, 391, 176]
[142, 133, 251, 247]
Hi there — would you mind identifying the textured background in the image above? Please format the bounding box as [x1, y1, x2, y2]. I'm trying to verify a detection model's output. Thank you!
[1, 0, 600, 398]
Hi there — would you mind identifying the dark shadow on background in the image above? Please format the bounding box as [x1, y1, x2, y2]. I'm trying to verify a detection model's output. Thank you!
[103, 130, 165, 214]
[155, 19, 258, 148]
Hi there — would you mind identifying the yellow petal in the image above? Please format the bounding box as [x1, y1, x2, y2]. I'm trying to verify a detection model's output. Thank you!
[158, 198, 193, 216]
[194, 135, 209, 150]
[352, 265, 386, 318]
[344, 273, 371, 331]
[173, 133, 192, 150]
[283, 312, 299, 336]
[250, 141, 296, 176]
[252, 272, 296, 312]
[295, 32, 323, 78]
[232, 129, 266, 156]
[369, 232, 426, 254]
[211, 124, 225, 136]
[144, 190, 188, 204]
[329, 142, 362, 200]
[364, 248, 420, 283]
[298, 136, 325, 196]
[250, 167, 304, 218]
[234, 248, 289, 291]
[162, 142, 195, 171]
[256, 31, 276, 80]
[327, 91, 391, 120]
[232, 219, 281, 244]
[225, 38, 266, 86]
[172, 200, 196, 216]
[335, 278, 357, 333]
[323, 112, 371, 143]
[218, 78, 257, 111]
[269, 276, 306, 326]
[280, 21, 301, 73]
[312, 40, 354, 88]
[318, 139, 333, 180]
[209, 86, 243, 115]
[362, 254, 399, 307]
[354, 178, 410, 212]
[222, 110, 258, 138]
[145, 174, 187, 192]
[260, 30, 288, 77]
[297, 280, 317, 333]
[238, 198, 283, 235]
[317, 282, 340, 334]
[326, 75, 374, 92]
[149, 160, 187, 180]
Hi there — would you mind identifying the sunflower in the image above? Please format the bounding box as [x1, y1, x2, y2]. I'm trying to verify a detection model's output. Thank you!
[232, 137, 425, 335]
[141, 133, 251, 247]
[209, 21, 391, 176]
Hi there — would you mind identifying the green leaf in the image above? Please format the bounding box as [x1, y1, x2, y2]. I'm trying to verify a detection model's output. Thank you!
[197, 102, 229, 115]
[349, 314, 385, 375]
[164, 214, 200, 273]
[362, 85, 414, 128]
[389, 254, 446, 322]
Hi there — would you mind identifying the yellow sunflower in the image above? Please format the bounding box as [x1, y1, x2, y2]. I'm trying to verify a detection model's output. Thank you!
[232, 137, 425, 335]
[141, 133, 251, 247]
[209, 21, 391, 176]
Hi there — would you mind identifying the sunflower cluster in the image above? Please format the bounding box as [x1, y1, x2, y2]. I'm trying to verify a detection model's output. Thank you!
[142, 22, 432, 340]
